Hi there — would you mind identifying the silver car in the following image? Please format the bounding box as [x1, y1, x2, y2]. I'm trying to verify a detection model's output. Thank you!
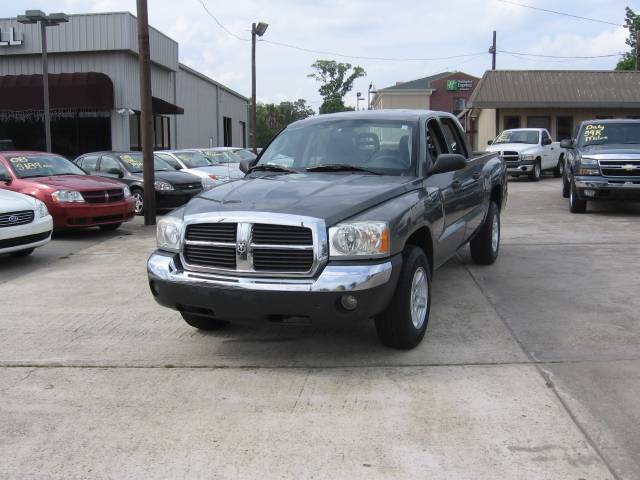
[197, 148, 245, 181]
[155, 150, 231, 189]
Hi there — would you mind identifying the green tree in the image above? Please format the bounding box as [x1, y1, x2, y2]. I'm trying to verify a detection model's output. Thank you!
[307, 60, 366, 114]
[255, 99, 315, 147]
[615, 7, 640, 70]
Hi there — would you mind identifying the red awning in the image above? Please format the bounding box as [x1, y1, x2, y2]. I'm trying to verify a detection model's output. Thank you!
[0, 72, 114, 110]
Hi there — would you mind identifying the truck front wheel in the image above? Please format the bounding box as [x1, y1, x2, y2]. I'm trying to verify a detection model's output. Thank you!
[181, 312, 229, 330]
[562, 171, 570, 198]
[529, 160, 541, 181]
[569, 181, 587, 213]
[375, 245, 431, 350]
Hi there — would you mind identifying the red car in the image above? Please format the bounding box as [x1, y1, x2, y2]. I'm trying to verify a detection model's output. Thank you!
[0, 151, 135, 230]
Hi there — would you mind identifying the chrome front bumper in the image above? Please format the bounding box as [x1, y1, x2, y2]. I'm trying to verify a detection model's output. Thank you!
[147, 252, 394, 292]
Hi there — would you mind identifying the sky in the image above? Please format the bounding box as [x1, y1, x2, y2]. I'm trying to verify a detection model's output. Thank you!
[0, 0, 635, 111]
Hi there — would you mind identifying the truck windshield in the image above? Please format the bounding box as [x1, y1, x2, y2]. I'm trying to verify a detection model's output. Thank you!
[493, 130, 539, 145]
[258, 119, 418, 176]
[8, 154, 85, 178]
[578, 123, 640, 147]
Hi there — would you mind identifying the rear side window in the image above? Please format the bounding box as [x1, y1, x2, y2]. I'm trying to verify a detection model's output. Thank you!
[439, 118, 468, 158]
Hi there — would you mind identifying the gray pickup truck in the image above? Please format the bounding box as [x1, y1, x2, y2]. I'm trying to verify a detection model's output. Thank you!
[147, 110, 507, 349]
[562, 119, 640, 213]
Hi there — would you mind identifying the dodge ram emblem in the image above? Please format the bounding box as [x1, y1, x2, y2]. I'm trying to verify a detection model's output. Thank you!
[236, 241, 247, 255]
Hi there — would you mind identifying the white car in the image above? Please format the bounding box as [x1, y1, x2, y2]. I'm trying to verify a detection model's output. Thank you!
[196, 148, 245, 181]
[487, 128, 566, 181]
[154, 150, 220, 190]
[0, 189, 53, 257]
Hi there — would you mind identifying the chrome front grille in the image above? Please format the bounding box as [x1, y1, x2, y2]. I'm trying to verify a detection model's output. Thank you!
[0, 210, 34, 228]
[181, 213, 327, 277]
[599, 160, 640, 177]
[501, 151, 520, 167]
[81, 189, 124, 203]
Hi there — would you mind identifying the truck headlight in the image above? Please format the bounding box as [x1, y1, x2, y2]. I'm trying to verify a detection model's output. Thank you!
[156, 216, 184, 252]
[520, 154, 535, 161]
[51, 190, 85, 203]
[34, 199, 49, 218]
[328, 221, 389, 259]
[578, 158, 600, 176]
[154, 180, 174, 191]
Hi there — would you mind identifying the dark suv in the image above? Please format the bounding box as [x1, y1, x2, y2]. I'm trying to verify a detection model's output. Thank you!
[562, 119, 640, 213]
[75, 151, 203, 215]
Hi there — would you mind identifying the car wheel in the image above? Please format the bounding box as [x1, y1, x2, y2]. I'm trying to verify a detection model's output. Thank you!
[569, 181, 587, 213]
[554, 158, 565, 178]
[10, 248, 35, 257]
[375, 245, 431, 350]
[99, 223, 122, 231]
[529, 160, 541, 181]
[180, 312, 230, 331]
[131, 189, 144, 215]
[470, 201, 500, 265]
[562, 171, 570, 198]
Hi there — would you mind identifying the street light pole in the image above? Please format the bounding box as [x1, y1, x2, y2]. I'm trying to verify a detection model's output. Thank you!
[251, 21, 268, 154]
[18, 10, 69, 153]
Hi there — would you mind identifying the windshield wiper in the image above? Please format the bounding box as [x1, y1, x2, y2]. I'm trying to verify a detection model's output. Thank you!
[248, 164, 296, 174]
[306, 164, 381, 175]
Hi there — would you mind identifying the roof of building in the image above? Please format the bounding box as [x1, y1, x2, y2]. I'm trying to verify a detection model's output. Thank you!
[469, 70, 640, 109]
[377, 72, 454, 92]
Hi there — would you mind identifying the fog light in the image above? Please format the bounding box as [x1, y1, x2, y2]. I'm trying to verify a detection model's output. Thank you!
[584, 189, 596, 198]
[340, 294, 358, 311]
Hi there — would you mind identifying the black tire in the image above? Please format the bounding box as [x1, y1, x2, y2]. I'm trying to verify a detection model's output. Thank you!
[375, 245, 431, 350]
[562, 171, 570, 198]
[131, 188, 144, 216]
[181, 312, 229, 331]
[569, 181, 587, 213]
[10, 248, 34, 257]
[99, 223, 122, 231]
[528, 159, 541, 181]
[554, 157, 565, 178]
[470, 201, 500, 265]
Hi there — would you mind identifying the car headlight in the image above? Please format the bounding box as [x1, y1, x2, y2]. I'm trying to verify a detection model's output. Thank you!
[328, 221, 389, 259]
[209, 175, 231, 183]
[156, 216, 184, 252]
[123, 185, 132, 199]
[520, 154, 536, 161]
[154, 180, 174, 191]
[578, 157, 600, 176]
[51, 190, 85, 203]
[201, 176, 216, 190]
[34, 199, 49, 218]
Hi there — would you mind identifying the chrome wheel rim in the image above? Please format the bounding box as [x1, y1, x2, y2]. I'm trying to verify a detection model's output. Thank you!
[410, 267, 428, 329]
[133, 193, 144, 214]
[491, 212, 500, 253]
[534, 164, 541, 178]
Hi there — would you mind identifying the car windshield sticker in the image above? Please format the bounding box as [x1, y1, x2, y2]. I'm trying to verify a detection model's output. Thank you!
[9, 157, 52, 171]
[583, 124, 607, 143]
[120, 155, 143, 169]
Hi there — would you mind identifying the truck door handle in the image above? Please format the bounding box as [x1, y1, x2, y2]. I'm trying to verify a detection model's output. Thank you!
[451, 180, 462, 190]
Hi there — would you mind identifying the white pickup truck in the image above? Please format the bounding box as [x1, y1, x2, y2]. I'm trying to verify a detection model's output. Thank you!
[487, 128, 566, 181]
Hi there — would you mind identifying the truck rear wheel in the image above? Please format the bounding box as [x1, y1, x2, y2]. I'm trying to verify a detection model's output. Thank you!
[529, 160, 541, 181]
[181, 312, 229, 331]
[375, 245, 431, 350]
[554, 158, 565, 178]
[470, 201, 500, 265]
[569, 181, 587, 213]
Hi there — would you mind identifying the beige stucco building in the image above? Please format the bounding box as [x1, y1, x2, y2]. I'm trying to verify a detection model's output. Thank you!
[467, 70, 640, 151]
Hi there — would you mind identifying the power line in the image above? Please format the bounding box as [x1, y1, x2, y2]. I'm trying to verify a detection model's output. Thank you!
[499, 49, 625, 59]
[496, 0, 624, 27]
[197, 0, 250, 41]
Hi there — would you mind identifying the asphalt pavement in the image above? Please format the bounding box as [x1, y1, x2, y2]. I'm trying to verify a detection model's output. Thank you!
[0, 177, 638, 479]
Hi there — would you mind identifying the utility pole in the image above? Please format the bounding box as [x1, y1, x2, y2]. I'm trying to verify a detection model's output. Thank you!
[490, 30, 497, 70]
[636, 26, 639, 71]
[136, 0, 156, 226]
[251, 22, 268, 154]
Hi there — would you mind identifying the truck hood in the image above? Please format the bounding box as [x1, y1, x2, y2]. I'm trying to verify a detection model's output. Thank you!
[487, 143, 537, 153]
[24, 174, 125, 191]
[184, 172, 418, 226]
[581, 145, 640, 157]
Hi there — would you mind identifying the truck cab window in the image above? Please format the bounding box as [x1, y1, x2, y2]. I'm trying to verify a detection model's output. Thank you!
[439, 118, 468, 158]
[426, 120, 447, 162]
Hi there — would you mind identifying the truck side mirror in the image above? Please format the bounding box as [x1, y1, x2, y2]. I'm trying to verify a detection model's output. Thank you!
[560, 139, 575, 149]
[428, 154, 467, 175]
[239, 158, 257, 174]
[487, 140, 493, 145]
[542, 137, 552, 146]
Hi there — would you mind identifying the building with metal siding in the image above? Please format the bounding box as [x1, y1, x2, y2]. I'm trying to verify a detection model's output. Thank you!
[0, 12, 248, 157]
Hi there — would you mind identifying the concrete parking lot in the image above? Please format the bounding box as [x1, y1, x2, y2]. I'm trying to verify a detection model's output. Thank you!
[1, 178, 639, 479]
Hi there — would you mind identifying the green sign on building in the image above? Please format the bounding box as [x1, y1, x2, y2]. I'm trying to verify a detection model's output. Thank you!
[446, 80, 458, 91]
